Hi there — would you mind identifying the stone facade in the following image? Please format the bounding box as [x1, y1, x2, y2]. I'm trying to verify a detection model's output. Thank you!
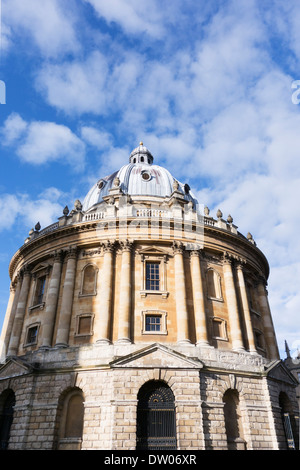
[0, 144, 298, 450]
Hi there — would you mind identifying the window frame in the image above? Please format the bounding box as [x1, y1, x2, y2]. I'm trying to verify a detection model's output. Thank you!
[140, 251, 169, 298]
[75, 313, 94, 337]
[24, 323, 40, 347]
[211, 316, 228, 341]
[141, 310, 168, 336]
[79, 263, 98, 297]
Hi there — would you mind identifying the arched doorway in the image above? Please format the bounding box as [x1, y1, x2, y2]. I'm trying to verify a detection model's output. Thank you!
[136, 381, 177, 450]
[0, 390, 15, 450]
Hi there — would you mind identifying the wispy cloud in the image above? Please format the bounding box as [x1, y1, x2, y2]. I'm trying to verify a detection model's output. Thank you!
[1, 114, 86, 170]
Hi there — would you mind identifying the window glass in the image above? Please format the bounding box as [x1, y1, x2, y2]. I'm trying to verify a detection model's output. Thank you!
[146, 263, 160, 290]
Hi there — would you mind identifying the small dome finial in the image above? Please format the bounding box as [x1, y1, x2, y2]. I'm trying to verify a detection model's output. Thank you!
[140, 141, 143, 146]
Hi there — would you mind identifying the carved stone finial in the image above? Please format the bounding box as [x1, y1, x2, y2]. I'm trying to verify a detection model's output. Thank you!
[63, 205, 69, 216]
[227, 214, 233, 224]
[216, 209, 222, 219]
[173, 179, 179, 191]
[74, 199, 82, 211]
[35, 222, 41, 232]
[113, 176, 120, 187]
[204, 206, 210, 216]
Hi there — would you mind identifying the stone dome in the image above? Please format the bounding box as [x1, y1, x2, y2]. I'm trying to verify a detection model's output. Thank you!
[82, 143, 196, 211]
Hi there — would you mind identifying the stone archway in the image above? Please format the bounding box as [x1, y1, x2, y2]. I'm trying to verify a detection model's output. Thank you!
[136, 380, 177, 450]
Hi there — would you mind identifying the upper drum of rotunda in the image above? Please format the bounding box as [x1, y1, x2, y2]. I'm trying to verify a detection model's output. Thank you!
[82, 143, 197, 211]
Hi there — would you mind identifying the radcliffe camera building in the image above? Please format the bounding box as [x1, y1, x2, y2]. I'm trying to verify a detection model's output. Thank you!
[0, 143, 298, 450]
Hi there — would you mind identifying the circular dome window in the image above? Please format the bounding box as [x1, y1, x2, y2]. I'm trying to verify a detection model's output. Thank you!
[141, 171, 151, 181]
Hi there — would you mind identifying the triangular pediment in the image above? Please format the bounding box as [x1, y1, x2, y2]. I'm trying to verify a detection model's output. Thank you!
[138, 246, 171, 257]
[266, 360, 298, 386]
[31, 262, 50, 274]
[0, 358, 33, 381]
[110, 343, 203, 369]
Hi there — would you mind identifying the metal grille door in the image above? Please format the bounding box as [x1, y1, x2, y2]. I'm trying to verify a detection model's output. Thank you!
[137, 381, 177, 450]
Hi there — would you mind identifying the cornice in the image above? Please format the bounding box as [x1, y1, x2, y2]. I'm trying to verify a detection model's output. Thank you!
[8, 217, 269, 279]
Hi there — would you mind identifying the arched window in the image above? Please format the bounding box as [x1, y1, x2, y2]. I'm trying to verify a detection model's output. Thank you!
[279, 392, 298, 450]
[80, 264, 97, 296]
[137, 381, 176, 450]
[56, 388, 84, 450]
[206, 268, 222, 300]
[0, 389, 15, 450]
[223, 389, 246, 450]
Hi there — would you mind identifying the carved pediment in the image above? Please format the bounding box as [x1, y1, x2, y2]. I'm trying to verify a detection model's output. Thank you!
[0, 358, 33, 381]
[266, 360, 298, 386]
[138, 246, 171, 257]
[110, 343, 203, 370]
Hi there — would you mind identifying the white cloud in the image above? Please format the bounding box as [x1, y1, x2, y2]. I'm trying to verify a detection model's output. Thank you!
[84, 0, 165, 38]
[36, 51, 109, 115]
[3, 0, 79, 58]
[0, 189, 64, 233]
[1, 113, 28, 145]
[1, 114, 86, 170]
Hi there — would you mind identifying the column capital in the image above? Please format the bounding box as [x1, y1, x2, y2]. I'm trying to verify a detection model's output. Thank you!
[119, 239, 133, 252]
[102, 240, 116, 253]
[65, 246, 78, 260]
[172, 240, 184, 255]
[52, 249, 64, 263]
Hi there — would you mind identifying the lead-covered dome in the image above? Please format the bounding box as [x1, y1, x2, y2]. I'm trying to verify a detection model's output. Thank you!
[82, 143, 196, 211]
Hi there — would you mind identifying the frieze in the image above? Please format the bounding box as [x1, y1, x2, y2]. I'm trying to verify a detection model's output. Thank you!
[81, 248, 102, 257]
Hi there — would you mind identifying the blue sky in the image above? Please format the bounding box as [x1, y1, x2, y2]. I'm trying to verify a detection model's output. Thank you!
[0, 0, 300, 359]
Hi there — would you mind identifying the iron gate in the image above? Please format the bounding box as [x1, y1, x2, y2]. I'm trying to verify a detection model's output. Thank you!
[136, 381, 177, 450]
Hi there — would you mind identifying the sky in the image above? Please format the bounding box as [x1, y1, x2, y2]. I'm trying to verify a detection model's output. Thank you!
[0, 0, 299, 359]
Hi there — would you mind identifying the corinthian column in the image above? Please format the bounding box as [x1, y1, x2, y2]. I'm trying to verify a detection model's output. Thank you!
[8, 266, 31, 356]
[116, 240, 132, 343]
[41, 250, 64, 348]
[257, 276, 279, 360]
[236, 261, 257, 354]
[95, 241, 115, 344]
[190, 250, 209, 346]
[222, 253, 245, 352]
[1, 276, 22, 359]
[173, 242, 190, 344]
[55, 247, 78, 347]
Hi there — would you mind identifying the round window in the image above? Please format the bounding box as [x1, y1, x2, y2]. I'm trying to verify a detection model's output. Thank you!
[141, 171, 151, 181]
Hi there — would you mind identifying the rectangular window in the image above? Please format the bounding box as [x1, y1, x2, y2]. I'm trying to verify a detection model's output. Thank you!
[145, 314, 162, 332]
[78, 316, 92, 335]
[35, 276, 46, 305]
[146, 262, 160, 290]
[27, 325, 38, 345]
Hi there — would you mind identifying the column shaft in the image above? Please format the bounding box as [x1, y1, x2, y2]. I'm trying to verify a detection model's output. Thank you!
[0, 278, 21, 360]
[257, 278, 279, 360]
[190, 251, 209, 345]
[117, 241, 132, 343]
[222, 255, 245, 351]
[7, 268, 31, 356]
[95, 242, 115, 343]
[236, 263, 257, 353]
[41, 251, 64, 348]
[173, 242, 190, 344]
[55, 248, 77, 347]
